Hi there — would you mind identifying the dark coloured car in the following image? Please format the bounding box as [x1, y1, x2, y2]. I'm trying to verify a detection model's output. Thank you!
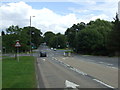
[39, 51, 47, 57]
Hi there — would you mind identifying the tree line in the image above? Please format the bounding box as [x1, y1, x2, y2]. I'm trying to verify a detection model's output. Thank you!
[1, 14, 120, 56]
[2, 26, 44, 53]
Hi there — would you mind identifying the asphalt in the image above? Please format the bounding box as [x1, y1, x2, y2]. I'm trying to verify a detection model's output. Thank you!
[35, 45, 118, 89]
[36, 56, 107, 88]
[51, 49, 118, 68]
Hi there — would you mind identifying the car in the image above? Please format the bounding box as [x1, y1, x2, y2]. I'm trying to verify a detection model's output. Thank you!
[53, 48, 56, 51]
[51, 48, 53, 50]
[39, 51, 47, 57]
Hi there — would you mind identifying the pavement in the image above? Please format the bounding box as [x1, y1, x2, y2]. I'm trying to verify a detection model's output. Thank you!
[35, 45, 119, 89]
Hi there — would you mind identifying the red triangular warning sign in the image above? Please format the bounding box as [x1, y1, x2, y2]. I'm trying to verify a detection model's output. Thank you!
[15, 41, 21, 47]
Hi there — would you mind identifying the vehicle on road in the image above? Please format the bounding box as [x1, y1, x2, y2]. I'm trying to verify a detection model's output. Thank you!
[51, 48, 53, 50]
[39, 51, 47, 57]
[53, 48, 56, 51]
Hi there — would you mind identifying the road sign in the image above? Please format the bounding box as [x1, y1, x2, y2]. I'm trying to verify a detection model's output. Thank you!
[15, 41, 21, 47]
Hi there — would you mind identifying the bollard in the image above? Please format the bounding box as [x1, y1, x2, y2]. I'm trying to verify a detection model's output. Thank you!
[68, 52, 71, 57]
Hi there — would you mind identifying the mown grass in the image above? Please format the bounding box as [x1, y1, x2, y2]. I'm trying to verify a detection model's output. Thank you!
[2, 56, 37, 88]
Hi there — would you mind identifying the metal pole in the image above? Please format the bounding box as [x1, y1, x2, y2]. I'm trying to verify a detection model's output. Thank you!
[30, 16, 31, 53]
[30, 16, 35, 54]
[17, 47, 19, 62]
[30, 16, 31, 27]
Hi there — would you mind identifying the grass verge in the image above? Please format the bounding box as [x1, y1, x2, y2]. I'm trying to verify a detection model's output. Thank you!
[2, 56, 37, 88]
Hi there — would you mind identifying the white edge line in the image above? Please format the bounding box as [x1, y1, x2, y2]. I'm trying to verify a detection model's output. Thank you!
[52, 58, 87, 76]
[93, 79, 114, 89]
[70, 67, 87, 76]
[106, 66, 118, 69]
[50, 57, 116, 89]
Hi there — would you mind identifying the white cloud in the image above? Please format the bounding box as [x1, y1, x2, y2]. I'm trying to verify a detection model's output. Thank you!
[90, 14, 109, 20]
[0, 1, 119, 34]
[118, 1, 120, 20]
[1, 0, 119, 2]
[0, 1, 32, 29]
[0, 1, 80, 34]
[68, 0, 119, 21]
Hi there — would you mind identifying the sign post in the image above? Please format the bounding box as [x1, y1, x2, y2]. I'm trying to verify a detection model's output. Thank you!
[15, 40, 21, 62]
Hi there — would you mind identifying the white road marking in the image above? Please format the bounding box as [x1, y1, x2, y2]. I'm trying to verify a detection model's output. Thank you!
[99, 62, 104, 63]
[107, 64, 113, 66]
[70, 68, 87, 76]
[66, 64, 70, 67]
[111, 67, 117, 69]
[55, 58, 57, 60]
[63, 58, 65, 60]
[65, 80, 80, 88]
[52, 58, 87, 76]
[106, 66, 118, 69]
[93, 79, 114, 89]
[42, 59, 46, 62]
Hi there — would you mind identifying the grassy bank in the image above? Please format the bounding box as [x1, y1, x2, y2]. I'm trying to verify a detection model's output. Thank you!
[2, 56, 36, 88]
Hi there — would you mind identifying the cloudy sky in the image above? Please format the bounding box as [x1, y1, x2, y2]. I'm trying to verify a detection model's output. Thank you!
[0, 0, 119, 34]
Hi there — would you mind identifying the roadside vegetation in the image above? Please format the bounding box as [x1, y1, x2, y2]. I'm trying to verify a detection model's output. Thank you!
[2, 56, 37, 88]
[2, 14, 120, 56]
[44, 14, 120, 56]
[2, 26, 44, 53]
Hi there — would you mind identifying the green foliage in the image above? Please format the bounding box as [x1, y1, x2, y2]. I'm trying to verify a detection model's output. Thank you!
[65, 50, 73, 53]
[1, 31, 5, 36]
[6, 25, 22, 34]
[49, 33, 66, 49]
[107, 14, 120, 55]
[65, 28, 76, 48]
[2, 34, 19, 53]
[76, 29, 104, 55]
[44, 31, 55, 46]
[2, 15, 118, 56]
[65, 19, 113, 55]
[22, 26, 43, 49]
[2, 26, 43, 53]
[65, 22, 86, 48]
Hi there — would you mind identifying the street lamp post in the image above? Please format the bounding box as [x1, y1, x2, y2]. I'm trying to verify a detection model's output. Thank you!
[30, 16, 35, 53]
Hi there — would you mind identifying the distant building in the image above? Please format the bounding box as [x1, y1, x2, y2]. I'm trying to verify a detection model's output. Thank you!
[118, 1, 120, 20]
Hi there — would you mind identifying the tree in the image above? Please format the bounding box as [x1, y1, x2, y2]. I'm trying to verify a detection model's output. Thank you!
[69, 19, 113, 55]
[2, 34, 18, 53]
[49, 33, 66, 49]
[2, 25, 43, 53]
[1, 31, 5, 36]
[6, 25, 22, 34]
[76, 29, 104, 55]
[65, 22, 86, 48]
[107, 14, 120, 56]
[44, 31, 55, 46]
[20, 26, 43, 51]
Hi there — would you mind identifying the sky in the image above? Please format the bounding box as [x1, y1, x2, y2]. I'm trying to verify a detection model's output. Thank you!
[0, 0, 119, 34]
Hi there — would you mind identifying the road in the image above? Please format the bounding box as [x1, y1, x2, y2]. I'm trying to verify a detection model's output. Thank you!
[35, 45, 118, 89]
